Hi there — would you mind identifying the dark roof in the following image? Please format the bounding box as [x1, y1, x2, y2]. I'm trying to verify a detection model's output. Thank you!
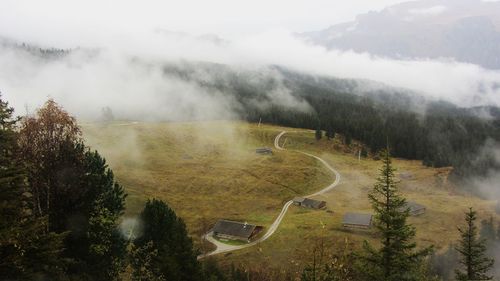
[213, 219, 257, 239]
[342, 213, 373, 226]
[402, 201, 426, 213]
[301, 198, 326, 209]
[256, 147, 272, 152]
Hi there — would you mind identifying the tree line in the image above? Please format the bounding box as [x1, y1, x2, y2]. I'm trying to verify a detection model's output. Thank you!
[163, 62, 500, 188]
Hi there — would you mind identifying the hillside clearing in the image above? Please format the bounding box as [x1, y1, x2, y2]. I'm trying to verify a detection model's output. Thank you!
[82, 121, 500, 270]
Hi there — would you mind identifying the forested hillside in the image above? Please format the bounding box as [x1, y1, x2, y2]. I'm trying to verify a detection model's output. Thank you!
[163, 62, 500, 186]
[3, 37, 499, 189]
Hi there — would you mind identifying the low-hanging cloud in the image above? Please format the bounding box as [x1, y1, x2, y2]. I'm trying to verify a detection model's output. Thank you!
[2, 27, 500, 120]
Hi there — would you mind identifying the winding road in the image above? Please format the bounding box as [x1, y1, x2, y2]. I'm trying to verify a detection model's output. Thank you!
[198, 130, 341, 259]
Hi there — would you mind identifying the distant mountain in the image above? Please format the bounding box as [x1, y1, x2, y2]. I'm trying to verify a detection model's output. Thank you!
[301, 0, 500, 69]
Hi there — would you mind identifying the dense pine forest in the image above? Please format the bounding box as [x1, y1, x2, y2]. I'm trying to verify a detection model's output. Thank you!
[163, 62, 500, 187]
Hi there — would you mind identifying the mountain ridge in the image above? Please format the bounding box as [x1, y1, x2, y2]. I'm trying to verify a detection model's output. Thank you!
[301, 0, 500, 69]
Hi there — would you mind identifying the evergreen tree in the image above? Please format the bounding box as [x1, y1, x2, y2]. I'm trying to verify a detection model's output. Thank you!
[0, 95, 66, 280]
[455, 208, 494, 281]
[325, 125, 335, 140]
[315, 126, 322, 141]
[132, 199, 202, 281]
[130, 241, 166, 281]
[357, 149, 431, 281]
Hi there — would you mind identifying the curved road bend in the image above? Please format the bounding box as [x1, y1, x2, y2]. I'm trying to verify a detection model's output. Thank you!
[198, 130, 341, 259]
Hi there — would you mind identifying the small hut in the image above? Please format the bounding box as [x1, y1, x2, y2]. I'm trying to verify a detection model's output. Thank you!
[342, 213, 373, 229]
[255, 147, 273, 155]
[293, 197, 326, 209]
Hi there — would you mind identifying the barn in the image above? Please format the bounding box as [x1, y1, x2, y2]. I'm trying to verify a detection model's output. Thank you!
[342, 213, 373, 229]
[401, 201, 426, 216]
[292, 197, 326, 209]
[212, 219, 263, 242]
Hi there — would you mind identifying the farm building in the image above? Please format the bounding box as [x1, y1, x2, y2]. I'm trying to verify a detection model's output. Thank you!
[400, 201, 426, 216]
[255, 147, 273, 155]
[292, 197, 326, 209]
[342, 213, 373, 229]
[212, 219, 263, 242]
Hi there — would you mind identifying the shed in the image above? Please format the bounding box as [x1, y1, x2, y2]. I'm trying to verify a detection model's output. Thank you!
[342, 213, 373, 229]
[401, 201, 426, 216]
[255, 147, 273, 155]
[212, 219, 263, 242]
[293, 197, 326, 209]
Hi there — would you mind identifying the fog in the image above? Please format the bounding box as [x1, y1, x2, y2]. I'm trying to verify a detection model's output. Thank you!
[2, 27, 500, 121]
[469, 140, 500, 200]
[2, 0, 500, 119]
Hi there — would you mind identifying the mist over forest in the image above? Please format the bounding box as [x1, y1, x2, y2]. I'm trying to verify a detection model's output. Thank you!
[2, 0, 500, 280]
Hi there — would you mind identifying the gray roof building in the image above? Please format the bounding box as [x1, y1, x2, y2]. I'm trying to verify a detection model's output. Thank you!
[342, 213, 373, 229]
[293, 197, 326, 209]
[212, 219, 263, 242]
[255, 147, 273, 155]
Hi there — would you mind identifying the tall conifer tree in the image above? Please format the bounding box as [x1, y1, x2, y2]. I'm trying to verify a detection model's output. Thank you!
[358, 149, 431, 281]
[455, 208, 494, 281]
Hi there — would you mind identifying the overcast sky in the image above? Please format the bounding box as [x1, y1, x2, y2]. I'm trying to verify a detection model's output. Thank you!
[3, 0, 500, 114]
[0, 0, 404, 45]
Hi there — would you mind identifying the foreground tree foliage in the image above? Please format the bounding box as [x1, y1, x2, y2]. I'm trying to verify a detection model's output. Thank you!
[300, 238, 357, 281]
[357, 149, 432, 281]
[455, 208, 494, 281]
[17, 99, 127, 280]
[132, 199, 202, 281]
[0, 96, 66, 279]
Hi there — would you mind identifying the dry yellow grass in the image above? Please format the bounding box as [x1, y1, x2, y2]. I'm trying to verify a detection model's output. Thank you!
[82, 121, 500, 270]
[81, 121, 332, 238]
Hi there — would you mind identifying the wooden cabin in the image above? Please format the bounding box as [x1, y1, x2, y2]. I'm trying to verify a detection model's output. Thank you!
[212, 219, 263, 242]
[293, 197, 326, 209]
[342, 213, 373, 229]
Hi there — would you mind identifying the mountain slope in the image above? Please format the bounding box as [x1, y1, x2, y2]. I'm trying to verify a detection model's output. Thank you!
[301, 0, 500, 69]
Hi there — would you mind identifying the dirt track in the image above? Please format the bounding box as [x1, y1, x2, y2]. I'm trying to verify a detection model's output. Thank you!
[198, 131, 341, 259]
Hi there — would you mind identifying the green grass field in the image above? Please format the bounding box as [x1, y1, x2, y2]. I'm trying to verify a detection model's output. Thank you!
[82, 121, 500, 271]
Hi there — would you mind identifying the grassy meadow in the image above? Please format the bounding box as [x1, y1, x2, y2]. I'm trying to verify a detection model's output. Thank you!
[82, 121, 500, 271]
